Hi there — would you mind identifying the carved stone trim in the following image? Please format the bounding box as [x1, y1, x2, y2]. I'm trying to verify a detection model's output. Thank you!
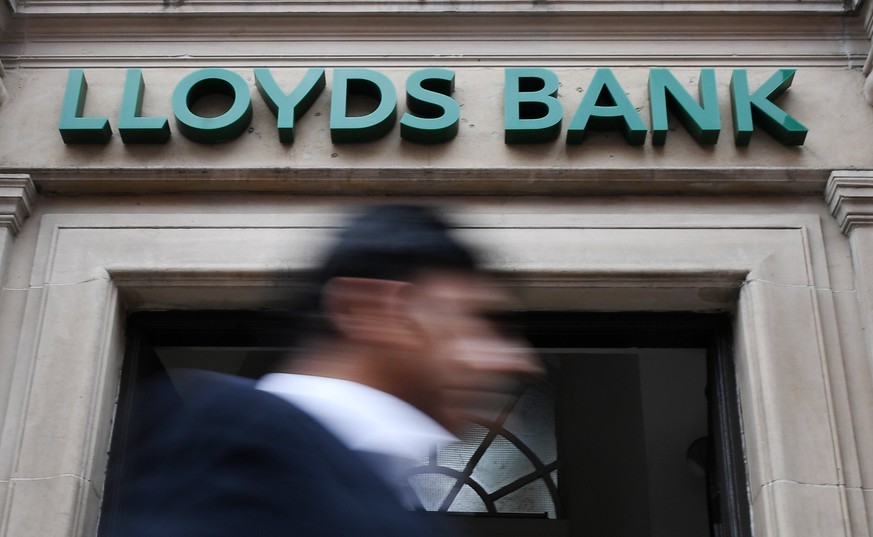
[1, 12, 867, 69]
[0, 174, 36, 235]
[825, 170, 873, 235]
[1, 213, 852, 537]
[10, 0, 850, 16]
[0, 59, 7, 107]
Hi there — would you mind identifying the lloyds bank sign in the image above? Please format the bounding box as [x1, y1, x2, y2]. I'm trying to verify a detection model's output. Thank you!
[59, 67, 808, 147]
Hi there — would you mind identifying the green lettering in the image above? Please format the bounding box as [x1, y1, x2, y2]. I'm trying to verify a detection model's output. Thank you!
[330, 69, 397, 143]
[567, 68, 646, 145]
[730, 69, 808, 146]
[255, 68, 326, 144]
[58, 69, 112, 144]
[649, 68, 720, 145]
[172, 68, 252, 144]
[400, 68, 460, 144]
[504, 68, 563, 144]
[118, 69, 170, 144]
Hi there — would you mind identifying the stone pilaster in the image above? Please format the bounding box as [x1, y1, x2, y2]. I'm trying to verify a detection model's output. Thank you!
[0, 174, 36, 286]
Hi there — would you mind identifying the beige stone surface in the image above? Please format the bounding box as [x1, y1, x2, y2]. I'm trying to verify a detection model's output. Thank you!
[754, 481, 850, 537]
[846, 488, 873, 537]
[11, 280, 118, 479]
[832, 192, 873, 534]
[0, 286, 28, 461]
[815, 288, 873, 489]
[0, 2, 871, 535]
[865, 490, 873, 535]
[0, 196, 871, 537]
[850, 229, 873, 366]
[736, 282, 842, 490]
[3, 474, 100, 537]
[0, 175, 37, 525]
[0, 229, 10, 283]
[1, 0, 851, 16]
[0, 67, 869, 194]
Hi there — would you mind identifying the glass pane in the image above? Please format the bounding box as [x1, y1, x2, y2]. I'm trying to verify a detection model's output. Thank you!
[437, 423, 488, 472]
[637, 349, 709, 537]
[502, 386, 556, 464]
[494, 479, 555, 518]
[557, 348, 710, 536]
[408, 473, 456, 511]
[448, 484, 488, 513]
[470, 435, 534, 493]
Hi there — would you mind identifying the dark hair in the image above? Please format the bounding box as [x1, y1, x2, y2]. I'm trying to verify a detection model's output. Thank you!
[296, 204, 478, 341]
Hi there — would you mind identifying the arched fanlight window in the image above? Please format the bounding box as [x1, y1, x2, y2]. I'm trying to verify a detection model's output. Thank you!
[405, 380, 560, 518]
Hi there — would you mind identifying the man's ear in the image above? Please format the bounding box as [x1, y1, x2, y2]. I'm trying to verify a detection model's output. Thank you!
[322, 277, 419, 347]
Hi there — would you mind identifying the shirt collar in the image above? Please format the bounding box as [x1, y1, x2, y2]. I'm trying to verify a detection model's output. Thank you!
[256, 373, 457, 461]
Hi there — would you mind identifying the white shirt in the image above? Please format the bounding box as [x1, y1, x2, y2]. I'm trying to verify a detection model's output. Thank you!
[256, 373, 457, 482]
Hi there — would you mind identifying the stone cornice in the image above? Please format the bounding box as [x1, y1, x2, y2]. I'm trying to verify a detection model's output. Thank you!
[0, 174, 35, 235]
[826, 170, 873, 235]
[10, 0, 851, 16]
[1, 13, 869, 69]
[6, 166, 836, 196]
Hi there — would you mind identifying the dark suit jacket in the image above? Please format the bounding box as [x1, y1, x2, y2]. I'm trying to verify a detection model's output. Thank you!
[104, 371, 446, 537]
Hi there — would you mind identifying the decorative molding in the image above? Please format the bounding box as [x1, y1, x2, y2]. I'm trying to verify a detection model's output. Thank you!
[825, 170, 873, 235]
[8, 166, 834, 196]
[5, 13, 860, 39]
[0, 59, 6, 106]
[11, 0, 851, 16]
[865, 41, 873, 104]
[862, 0, 873, 38]
[1, 213, 854, 537]
[0, 174, 36, 235]
[0, 11, 867, 68]
[865, 71, 873, 105]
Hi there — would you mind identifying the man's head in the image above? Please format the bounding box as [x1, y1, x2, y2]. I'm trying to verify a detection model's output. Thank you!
[291, 204, 540, 430]
[315, 204, 477, 289]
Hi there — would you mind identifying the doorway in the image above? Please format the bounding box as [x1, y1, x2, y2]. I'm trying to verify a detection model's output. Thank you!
[99, 311, 749, 537]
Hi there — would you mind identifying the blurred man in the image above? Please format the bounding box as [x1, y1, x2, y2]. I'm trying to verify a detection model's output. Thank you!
[111, 204, 540, 537]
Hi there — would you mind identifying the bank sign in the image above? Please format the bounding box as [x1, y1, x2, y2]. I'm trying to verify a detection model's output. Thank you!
[59, 67, 808, 147]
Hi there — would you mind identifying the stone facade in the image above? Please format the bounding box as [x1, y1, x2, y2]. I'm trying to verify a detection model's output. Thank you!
[2, 2, 873, 537]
